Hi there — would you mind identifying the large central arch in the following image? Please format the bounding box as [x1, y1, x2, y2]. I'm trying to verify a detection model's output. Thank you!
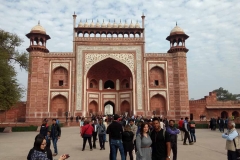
[85, 58, 133, 115]
[76, 46, 143, 113]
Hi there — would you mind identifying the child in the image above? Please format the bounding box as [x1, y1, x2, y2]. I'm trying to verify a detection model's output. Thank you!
[45, 131, 51, 149]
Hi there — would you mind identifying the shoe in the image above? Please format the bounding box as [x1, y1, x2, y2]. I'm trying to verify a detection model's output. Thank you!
[183, 143, 188, 145]
[189, 142, 194, 145]
[90, 149, 93, 151]
[82, 149, 85, 151]
[194, 141, 196, 143]
[93, 146, 96, 149]
[103, 148, 105, 150]
[52, 153, 57, 156]
[100, 148, 102, 150]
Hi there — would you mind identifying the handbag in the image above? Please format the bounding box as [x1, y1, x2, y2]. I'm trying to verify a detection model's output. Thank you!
[233, 137, 240, 159]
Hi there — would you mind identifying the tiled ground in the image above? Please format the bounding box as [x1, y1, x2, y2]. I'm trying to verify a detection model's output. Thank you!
[0, 127, 229, 160]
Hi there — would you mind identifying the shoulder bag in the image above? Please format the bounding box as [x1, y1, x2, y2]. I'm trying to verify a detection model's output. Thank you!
[233, 136, 240, 159]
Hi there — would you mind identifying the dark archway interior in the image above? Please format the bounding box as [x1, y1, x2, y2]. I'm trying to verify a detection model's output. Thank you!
[221, 111, 228, 118]
[87, 58, 132, 90]
[104, 80, 114, 89]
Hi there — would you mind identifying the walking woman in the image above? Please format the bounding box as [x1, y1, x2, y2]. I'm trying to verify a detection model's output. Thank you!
[122, 125, 134, 160]
[81, 120, 94, 151]
[136, 122, 152, 160]
[97, 118, 106, 150]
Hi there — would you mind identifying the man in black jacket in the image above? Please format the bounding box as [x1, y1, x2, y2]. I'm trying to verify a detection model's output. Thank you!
[40, 119, 49, 137]
[107, 114, 125, 160]
[50, 118, 61, 156]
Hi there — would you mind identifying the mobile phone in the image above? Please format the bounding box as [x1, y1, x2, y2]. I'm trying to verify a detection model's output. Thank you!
[65, 154, 70, 159]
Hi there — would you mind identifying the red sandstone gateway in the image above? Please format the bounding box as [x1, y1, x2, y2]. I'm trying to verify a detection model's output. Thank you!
[24, 14, 190, 122]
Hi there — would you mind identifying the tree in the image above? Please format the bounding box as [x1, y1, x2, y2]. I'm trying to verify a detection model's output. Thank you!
[0, 29, 28, 110]
[213, 87, 238, 101]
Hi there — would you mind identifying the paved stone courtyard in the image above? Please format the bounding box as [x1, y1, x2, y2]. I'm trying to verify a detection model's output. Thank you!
[0, 127, 230, 160]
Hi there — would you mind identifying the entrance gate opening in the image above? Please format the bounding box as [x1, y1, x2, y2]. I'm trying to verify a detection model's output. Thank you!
[104, 101, 115, 115]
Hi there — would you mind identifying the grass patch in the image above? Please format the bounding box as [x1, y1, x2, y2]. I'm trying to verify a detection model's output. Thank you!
[12, 125, 38, 132]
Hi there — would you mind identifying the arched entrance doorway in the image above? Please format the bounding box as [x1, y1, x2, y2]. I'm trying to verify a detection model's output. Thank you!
[120, 100, 131, 115]
[221, 111, 228, 118]
[87, 58, 133, 115]
[88, 101, 98, 115]
[51, 95, 68, 117]
[104, 101, 115, 115]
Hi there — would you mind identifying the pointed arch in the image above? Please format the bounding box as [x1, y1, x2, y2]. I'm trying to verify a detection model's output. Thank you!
[51, 95, 68, 117]
[52, 66, 68, 87]
[89, 101, 98, 114]
[149, 66, 165, 88]
[120, 100, 130, 114]
[150, 94, 166, 116]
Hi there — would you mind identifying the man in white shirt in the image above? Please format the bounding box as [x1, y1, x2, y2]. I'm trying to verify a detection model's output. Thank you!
[222, 120, 239, 160]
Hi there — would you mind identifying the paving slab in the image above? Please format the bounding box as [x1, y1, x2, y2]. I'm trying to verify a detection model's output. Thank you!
[0, 127, 230, 160]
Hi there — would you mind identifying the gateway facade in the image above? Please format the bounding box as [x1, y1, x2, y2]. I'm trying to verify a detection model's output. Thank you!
[25, 14, 190, 122]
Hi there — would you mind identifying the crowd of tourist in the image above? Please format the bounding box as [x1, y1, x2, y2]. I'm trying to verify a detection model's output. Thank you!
[27, 114, 199, 160]
[78, 114, 197, 160]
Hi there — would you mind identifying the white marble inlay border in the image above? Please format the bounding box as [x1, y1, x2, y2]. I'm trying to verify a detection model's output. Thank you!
[51, 92, 69, 99]
[52, 63, 69, 71]
[149, 63, 165, 70]
[149, 90, 166, 98]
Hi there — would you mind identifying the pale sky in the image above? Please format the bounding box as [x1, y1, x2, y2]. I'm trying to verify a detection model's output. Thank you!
[0, 0, 239, 100]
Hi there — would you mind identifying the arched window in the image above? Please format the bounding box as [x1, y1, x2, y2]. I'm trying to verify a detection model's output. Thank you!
[104, 80, 115, 89]
[89, 79, 98, 89]
[121, 79, 129, 89]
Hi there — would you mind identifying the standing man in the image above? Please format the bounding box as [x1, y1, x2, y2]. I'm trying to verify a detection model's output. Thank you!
[92, 120, 98, 149]
[178, 118, 184, 141]
[151, 117, 171, 160]
[166, 120, 180, 160]
[183, 117, 194, 145]
[97, 118, 106, 150]
[222, 120, 239, 160]
[129, 119, 138, 152]
[220, 117, 225, 133]
[107, 114, 125, 160]
[40, 119, 49, 137]
[50, 119, 61, 156]
[189, 117, 196, 143]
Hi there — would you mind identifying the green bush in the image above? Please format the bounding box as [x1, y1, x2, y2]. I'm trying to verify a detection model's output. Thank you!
[12, 125, 38, 132]
[0, 128, 4, 132]
[195, 124, 209, 129]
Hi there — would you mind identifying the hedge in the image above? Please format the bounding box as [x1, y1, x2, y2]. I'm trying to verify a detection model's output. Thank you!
[12, 125, 38, 132]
